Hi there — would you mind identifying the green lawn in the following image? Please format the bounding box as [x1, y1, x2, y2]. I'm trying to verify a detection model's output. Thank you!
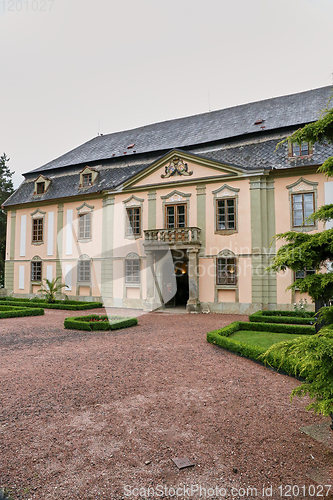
[230, 330, 312, 350]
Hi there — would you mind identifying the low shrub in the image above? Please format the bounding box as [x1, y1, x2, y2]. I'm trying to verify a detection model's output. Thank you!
[241, 321, 315, 335]
[249, 310, 315, 325]
[0, 305, 44, 318]
[64, 314, 138, 331]
[0, 298, 103, 310]
[206, 321, 311, 376]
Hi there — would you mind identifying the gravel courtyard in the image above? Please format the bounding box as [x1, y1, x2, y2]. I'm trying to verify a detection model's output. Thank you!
[0, 309, 332, 500]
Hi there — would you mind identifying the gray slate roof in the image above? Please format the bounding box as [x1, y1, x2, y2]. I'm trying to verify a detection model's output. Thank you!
[198, 136, 333, 170]
[28, 85, 333, 174]
[5, 136, 333, 207]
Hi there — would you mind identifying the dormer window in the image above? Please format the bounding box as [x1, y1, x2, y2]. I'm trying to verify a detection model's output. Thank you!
[36, 182, 45, 194]
[79, 166, 98, 188]
[82, 173, 92, 187]
[34, 175, 50, 195]
[290, 142, 311, 157]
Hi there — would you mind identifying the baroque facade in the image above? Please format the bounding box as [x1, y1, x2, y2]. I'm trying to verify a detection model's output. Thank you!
[3, 86, 333, 313]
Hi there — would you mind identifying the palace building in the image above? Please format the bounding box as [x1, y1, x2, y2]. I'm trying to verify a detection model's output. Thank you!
[3, 86, 333, 313]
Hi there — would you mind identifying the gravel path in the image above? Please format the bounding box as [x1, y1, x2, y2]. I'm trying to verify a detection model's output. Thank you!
[0, 309, 332, 499]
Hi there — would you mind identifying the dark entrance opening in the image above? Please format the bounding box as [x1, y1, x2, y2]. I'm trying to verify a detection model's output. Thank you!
[163, 250, 189, 307]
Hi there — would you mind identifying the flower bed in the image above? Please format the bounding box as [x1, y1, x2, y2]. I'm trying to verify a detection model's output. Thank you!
[0, 304, 44, 318]
[64, 314, 138, 331]
[0, 297, 103, 310]
[249, 310, 316, 325]
[207, 321, 315, 375]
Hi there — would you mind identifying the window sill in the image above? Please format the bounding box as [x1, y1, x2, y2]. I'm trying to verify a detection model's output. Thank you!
[125, 234, 142, 240]
[288, 154, 313, 160]
[31, 241, 44, 245]
[31, 281, 42, 284]
[291, 225, 317, 233]
[125, 282, 141, 287]
[215, 229, 237, 236]
[216, 284, 237, 290]
[77, 238, 92, 243]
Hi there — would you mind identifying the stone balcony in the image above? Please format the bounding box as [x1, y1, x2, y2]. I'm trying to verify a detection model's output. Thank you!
[143, 227, 201, 249]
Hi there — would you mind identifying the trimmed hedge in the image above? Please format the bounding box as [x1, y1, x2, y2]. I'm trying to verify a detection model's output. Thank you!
[206, 321, 312, 376]
[249, 310, 316, 325]
[0, 298, 103, 310]
[64, 314, 138, 331]
[240, 321, 315, 335]
[0, 305, 44, 318]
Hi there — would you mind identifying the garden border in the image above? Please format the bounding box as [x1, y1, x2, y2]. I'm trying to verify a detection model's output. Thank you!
[0, 298, 103, 311]
[0, 305, 44, 318]
[64, 314, 138, 331]
[206, 321, 314, 376]
[249, 310, 316, 325]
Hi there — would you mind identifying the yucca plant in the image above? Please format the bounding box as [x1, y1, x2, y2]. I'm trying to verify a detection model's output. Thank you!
[38, 277, 68, 303]
[261, 327, 333, 428]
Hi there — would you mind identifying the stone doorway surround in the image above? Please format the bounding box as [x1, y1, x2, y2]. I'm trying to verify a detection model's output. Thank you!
[143, 227, 201, 312]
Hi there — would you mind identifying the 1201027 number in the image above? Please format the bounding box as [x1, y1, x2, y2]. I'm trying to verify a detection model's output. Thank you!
[278, 485, 332, 497]
[1, 0, 54, 11]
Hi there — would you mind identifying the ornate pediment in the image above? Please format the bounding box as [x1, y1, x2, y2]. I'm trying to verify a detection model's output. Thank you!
[161, 157, 193, 179]
[287, 177, 318, 193]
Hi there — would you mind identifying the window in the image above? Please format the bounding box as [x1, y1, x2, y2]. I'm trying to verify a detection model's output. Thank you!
[216, 198, 236, 230]
[166, 204, 186, 228]
[82, 173, 92, 187]
[216, 257, 237, 285]
[32, 218, 43, 242]
[295, 269, 316, 280]
[292, 142, 310, 157]
[126, 207, 141, 236]
[79, 213, 91, 239]
[31, 261, 42, 282]
[78, 259, 91, 282]
[125, 259, 140, 283]
[36, 182, 45, 194]
[292, 193, 315, 227]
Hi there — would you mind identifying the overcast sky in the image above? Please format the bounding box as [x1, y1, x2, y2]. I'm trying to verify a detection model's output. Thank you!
[1, 0, 333, 188]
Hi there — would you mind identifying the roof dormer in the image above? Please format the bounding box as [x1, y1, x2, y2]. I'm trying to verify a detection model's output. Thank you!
[79, 166, 98, 188]
[34, 174, 51, 195]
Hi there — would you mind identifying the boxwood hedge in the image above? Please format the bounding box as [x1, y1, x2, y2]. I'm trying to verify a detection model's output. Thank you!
[0, 305, 44, 318]
[64, 314, 138, 331]
[206, 321, 314, 376]
[0, 298, 103, 310]
[249, 310, 316, 325]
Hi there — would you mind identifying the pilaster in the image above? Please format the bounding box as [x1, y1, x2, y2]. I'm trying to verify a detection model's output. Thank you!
[196, 185, 206, 256]
[148, 190, 156, 230]
[101, 195, 114, 301]
[56, 203, 64, 281]
[250, 177, 276, 309]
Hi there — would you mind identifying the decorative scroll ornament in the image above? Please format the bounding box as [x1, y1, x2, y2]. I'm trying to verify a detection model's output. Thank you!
[161, 158, 193, 179]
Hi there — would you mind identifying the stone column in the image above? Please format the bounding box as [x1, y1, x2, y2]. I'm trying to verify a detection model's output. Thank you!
[186, 248, 200, 312]
[144, 251, 157, 311]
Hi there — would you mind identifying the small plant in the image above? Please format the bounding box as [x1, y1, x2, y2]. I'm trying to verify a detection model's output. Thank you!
[38, 277, 68, 303]
[293, 298, 308, 317]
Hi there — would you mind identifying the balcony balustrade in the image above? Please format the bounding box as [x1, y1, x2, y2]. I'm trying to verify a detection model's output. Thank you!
[144, 227, 201, 248]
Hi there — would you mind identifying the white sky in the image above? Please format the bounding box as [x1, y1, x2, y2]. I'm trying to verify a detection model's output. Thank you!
[1, 0, 333, 188]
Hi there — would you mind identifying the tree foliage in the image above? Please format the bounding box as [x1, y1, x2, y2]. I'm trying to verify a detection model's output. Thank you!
[268, 97, 333, 420]
[271, 98, 333, 303]
[261, 326, 333, 417]
[0, 154, 14, 288]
